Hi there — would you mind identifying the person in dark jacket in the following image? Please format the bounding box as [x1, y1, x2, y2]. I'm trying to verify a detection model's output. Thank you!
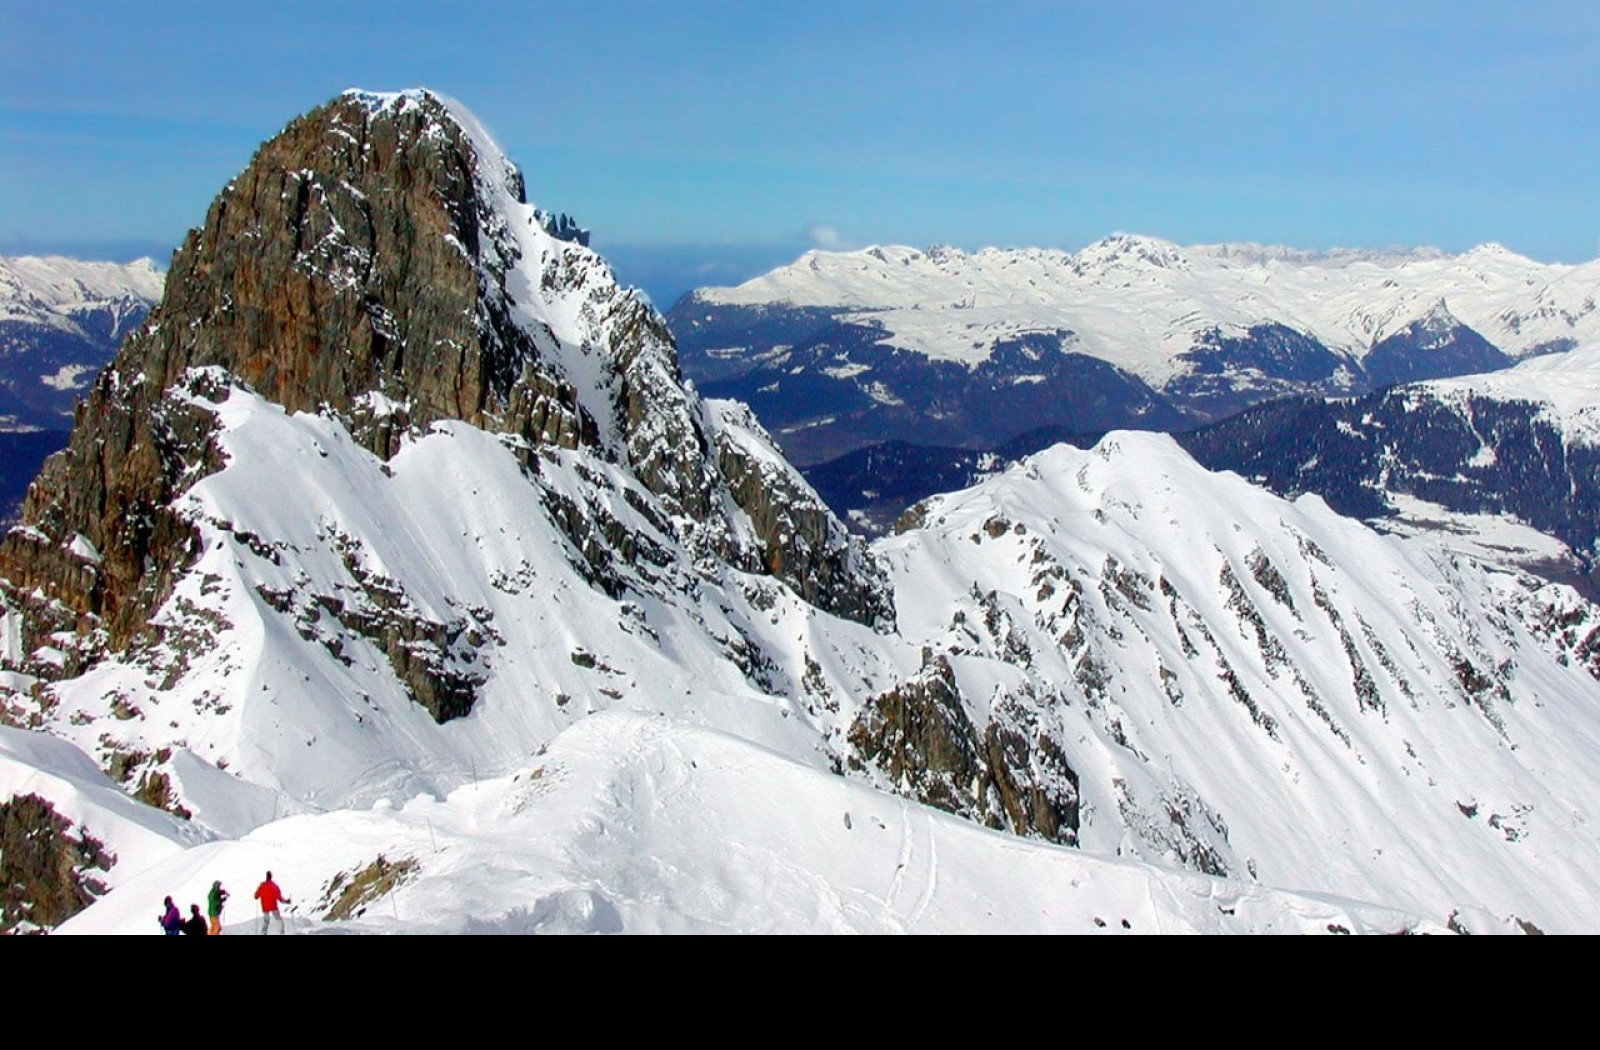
[181, 904, 208, 936]
[158, 896, 182, 936]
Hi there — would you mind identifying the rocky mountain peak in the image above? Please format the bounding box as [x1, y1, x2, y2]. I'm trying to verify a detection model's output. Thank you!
[124, 87, 606, 455]
[0, 88, 891, 657]
[1412, 299, 1465, 339]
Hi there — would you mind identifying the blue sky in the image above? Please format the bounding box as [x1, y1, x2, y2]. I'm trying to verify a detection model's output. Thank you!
[3, 2, 1597, 302]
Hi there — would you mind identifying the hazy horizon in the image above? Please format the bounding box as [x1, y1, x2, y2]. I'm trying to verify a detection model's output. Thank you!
[5, 223, 1595, 314]
[5, 1, 1598, 277]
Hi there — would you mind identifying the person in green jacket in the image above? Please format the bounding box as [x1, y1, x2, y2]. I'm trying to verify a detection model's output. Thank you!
[207, 880, 228, 936]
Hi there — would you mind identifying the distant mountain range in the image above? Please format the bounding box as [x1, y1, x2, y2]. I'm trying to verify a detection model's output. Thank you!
[1183, 347, 1600, 595]
[0, 255, 163, 429]
[0, 255, 164, 521]
[668, 239, 1599, 465]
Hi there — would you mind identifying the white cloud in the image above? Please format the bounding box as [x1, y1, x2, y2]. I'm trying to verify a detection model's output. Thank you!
[804, 224, 851, 251]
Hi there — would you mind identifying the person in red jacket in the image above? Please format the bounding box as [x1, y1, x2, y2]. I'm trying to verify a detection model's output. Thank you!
[254, 871, 291, 935]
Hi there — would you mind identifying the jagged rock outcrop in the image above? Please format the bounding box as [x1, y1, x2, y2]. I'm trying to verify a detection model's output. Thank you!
[708, 401, 893, 626]
[0, 793, 113, 934]
[846, 649, 1080, 844]
[537, 212, 590, 247]
[0, 89, 889, 683]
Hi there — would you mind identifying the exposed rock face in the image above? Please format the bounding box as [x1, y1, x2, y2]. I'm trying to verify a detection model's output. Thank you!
[0, 792, 113, 933]
[1, 369, 224, 648]
[708, 401, 893, 626]
[80, 90, 609, 460]
[0, 90, 890, 702]
[846, 650, 1080, 845]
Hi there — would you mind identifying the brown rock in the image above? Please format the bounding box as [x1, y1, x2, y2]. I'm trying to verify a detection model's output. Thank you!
[0, 89, 891, 715]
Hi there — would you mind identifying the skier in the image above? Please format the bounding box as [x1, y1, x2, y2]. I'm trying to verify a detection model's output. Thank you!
[158, 896, 182, 936]
[182, 904, 208, 936]
[254, 871, 291, 935]
[207, 880, 228, 936]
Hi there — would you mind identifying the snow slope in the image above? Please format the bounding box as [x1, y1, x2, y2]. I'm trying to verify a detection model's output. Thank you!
[0, 726, 200, 887]
[693, 238, 1600, 382]
[58, 712, 1441, 935]
[880, 435, 1600, 931]
[7, 378, 904, 820]
[1425, 342, 1600, 443]
[27, 412, 1600, 932]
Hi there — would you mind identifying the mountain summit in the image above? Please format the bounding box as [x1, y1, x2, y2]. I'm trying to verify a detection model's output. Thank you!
[0, 89, 889, 652]
[0, 89, 901, 823]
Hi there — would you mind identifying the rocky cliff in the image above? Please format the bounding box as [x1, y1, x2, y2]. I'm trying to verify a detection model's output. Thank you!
[0, 90, 889, 666]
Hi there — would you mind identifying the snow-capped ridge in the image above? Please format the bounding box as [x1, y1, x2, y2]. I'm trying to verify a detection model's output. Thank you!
[0, 255, 165, 327]
[879, 430, 1600, 931]
[1072, 232, 1190, 273]
[54, 711, 1451, 935]
[1461, 242, 1535, 266]
[689, 234, 1599, 379]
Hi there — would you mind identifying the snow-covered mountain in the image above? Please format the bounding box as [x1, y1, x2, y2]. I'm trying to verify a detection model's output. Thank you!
[0, 255, 164, 430]
[809, 341, 1600, 557]
[0, 256, 165, 523]
[877, 435, 1600, 932]
[5, 89, 1600, 934]
[669, 238, 1599, 464]
[1183, 343, 1600, 597]
[35, 427, 1600, 934]
[0, 87, 889, 806]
